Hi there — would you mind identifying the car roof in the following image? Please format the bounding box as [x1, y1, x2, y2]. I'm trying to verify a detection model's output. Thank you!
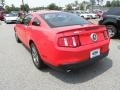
[104, 7, 120, 15]
[32, 10, 62, 15]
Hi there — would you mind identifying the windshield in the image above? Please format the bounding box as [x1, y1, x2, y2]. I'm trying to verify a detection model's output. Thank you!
[5, 13, 18, 17]
[40, 12, 90, 28]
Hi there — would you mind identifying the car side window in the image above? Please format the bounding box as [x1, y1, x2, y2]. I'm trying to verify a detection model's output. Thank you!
[32, 18, 40, 26]
[23, 15, 32, 25]
[105, 7, 120, 16]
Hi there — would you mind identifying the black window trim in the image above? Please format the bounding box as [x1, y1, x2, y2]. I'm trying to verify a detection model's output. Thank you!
[23, 14, 33, 26]
[32, 17, 41, 26]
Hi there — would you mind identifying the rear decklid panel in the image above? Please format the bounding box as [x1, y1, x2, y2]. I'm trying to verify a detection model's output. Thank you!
[54, 24, 107, 46]
[79, 30, 105, 45]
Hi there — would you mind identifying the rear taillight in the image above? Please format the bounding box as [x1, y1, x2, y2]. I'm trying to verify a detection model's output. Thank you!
[58, 35, 80, 47]
[104, 30, 109, 39]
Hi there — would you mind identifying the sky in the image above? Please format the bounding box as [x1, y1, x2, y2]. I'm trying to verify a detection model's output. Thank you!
[5, 0, 109, 8]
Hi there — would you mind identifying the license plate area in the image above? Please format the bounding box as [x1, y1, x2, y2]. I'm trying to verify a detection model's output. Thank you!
[90, 49, 100, 58]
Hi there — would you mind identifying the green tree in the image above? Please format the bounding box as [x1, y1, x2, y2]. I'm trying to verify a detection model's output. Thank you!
[105, 1, 111, 7]
[111, 0, 116, 7]
[24, 4, 30, 12]
[116, 0, 120, 7]
[20, 5, 24, 11]
[47, 3, 59, 10]
[11, 4, 16, 11]
[75, 0, 79, 7]
[66, 4, 73, 10]
[80, 3, 84, 10]
[79, 1, 90, 10]
[14, 7, 20, 11]
[21, 4, 30, 12]
[70, 1, 80, 10]
[5, 5, 12, 13]
[111, 0, 120, 7]
[5, 4, 20, 13]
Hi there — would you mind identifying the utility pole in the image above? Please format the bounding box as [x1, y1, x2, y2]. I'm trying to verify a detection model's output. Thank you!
[22, 0, 25, 14]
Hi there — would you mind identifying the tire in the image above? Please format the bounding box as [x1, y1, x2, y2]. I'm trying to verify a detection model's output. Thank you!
[30, 43, 46, 69]
[81, 16, 84, 18]
[90, 15, 93, 19]
[15, 32, 21, 43]
[5, 21, 7, 24]
[4, 20, 8, 24]
[106, 25, 117, 38]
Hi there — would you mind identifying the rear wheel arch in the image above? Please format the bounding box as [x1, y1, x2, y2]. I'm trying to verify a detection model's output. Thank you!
[14, 27, 16, 32]
[29, 40, 40, 51]
[104, 22, 118, 33]
[29, 40, 46, 69]
[104, 22, 117, 28]
[29, 40, 34, 47]
[103, 19, 118, 27]
[15, 31, 21, 43]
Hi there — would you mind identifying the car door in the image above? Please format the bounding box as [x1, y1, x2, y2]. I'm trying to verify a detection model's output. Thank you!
[25, 17, 41, 46]
[19, 14, 32, 45]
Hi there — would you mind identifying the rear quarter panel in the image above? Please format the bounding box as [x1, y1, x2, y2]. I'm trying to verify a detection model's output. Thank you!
[27, 15, 58, 63]
[29, 25, 57, 63]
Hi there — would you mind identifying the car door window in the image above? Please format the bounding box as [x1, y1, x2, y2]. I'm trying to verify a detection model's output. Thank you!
[32, 18, 40, 26]
[23, 15, 32, 25]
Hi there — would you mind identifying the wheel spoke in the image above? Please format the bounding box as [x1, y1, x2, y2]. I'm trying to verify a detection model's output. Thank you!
[31, 46, 39, 65]
[107, 25, 116, 38]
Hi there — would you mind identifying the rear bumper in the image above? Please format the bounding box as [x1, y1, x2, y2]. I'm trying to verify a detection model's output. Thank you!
[54, 40, 109, 65]
[85, 16, 91, 19]
[5, 20, 17, 23]
[59, 51, 109, 70]
[58, 50, 109, 71]
[42, 39, 110, 71]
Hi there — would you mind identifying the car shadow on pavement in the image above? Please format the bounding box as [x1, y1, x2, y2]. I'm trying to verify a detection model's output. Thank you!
[21, 44, 113, 84]
[44, 58, 112, 84]
[23, 44, 113, 84]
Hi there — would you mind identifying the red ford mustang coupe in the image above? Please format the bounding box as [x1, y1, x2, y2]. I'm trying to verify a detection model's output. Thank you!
[14, 11, 110, 72]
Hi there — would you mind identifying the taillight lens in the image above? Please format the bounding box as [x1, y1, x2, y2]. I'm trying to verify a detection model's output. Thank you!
[58, 35, 80, 47]
[104, 30, 109, 39]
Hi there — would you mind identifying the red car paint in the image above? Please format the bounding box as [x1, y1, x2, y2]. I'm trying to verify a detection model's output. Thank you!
[15, 11, 110, 68]
[0, 11, 4, 20]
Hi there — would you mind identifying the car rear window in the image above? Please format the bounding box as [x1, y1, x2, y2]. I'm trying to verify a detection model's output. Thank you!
[104, 7, 120, 15]
[40, 12, 90, 28]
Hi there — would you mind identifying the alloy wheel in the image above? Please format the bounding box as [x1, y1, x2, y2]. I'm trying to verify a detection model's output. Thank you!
[106, 25, 117, 38]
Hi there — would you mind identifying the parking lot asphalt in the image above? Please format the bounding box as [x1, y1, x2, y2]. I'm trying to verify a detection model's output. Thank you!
[0, 22, 120, 90]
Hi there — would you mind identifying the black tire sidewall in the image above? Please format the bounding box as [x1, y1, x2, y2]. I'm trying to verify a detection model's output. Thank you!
[30, 43, 44, 69]
[107, 25, 117, 38]
[15, 32, 21, 43]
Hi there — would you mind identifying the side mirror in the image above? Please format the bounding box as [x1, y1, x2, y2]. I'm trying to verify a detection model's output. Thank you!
[32, 21, 40, 26]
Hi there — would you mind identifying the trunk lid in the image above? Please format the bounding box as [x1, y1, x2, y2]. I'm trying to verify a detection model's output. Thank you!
[54, 24, 107, 46]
